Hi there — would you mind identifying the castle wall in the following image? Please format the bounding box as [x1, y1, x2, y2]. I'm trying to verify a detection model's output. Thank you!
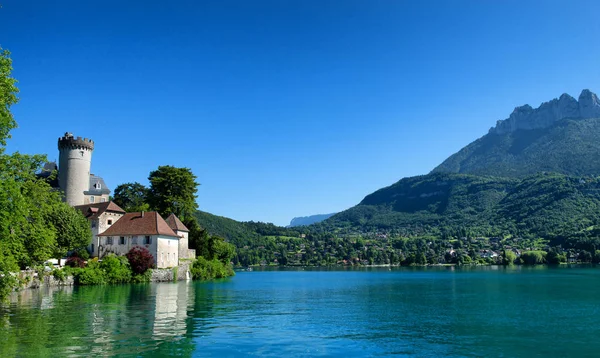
[58, 135, 94, 206]
[89, 211, 124, 257]
[177, 231, 190, 259]
[84, 193, 110, 204]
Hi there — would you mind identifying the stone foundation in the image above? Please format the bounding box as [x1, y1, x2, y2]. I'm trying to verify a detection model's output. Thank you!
[19, 270, 75, 289]
[150, 262, 192, 282]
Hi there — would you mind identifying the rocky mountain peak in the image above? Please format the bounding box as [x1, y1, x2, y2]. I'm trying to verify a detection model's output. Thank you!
[578, 89, 600, 118]
[490, 89, 600, 134]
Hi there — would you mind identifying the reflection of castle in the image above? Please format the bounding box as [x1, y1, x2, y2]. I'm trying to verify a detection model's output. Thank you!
[152, 282, 193, 339]
[49, 132, 195, 267]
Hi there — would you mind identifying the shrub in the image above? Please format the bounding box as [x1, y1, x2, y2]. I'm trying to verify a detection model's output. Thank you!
[71, 258, 105, 285]
[126, 247, 155, 275]
[52, 268, 67, 282]
[100, 255, 132, 284]
[34, 265, 46, 278]
[65, 256, 85, 268]
[132, 270, 152, 283]
[191, 257, 234, 281]
[74, 267, 106, 285]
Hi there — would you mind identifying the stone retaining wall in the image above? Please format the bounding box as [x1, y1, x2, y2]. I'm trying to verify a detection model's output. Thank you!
[17, 261, 192, 291]
[18, 270, 75, 289]
[150, 261, 192, 282]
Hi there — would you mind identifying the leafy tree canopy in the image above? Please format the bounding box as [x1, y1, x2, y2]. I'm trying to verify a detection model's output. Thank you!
[147, 165, 199, 222]
[113, 182, 150, 212]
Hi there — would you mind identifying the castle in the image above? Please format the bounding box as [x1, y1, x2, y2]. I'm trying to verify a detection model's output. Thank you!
[52, 132, 194, 267]
[56, 132, 109, 206]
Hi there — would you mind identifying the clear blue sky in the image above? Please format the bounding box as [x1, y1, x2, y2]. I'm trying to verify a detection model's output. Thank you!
[2, 0, 600, 226]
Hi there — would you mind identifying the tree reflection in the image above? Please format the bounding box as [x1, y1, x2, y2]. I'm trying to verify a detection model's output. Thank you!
[0, 280, 225, 357]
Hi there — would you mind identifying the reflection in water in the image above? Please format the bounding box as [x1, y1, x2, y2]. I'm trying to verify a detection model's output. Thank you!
[0, 281, 201, 357]
[152, 282, 192, 339]
[3, 268, 600, 357]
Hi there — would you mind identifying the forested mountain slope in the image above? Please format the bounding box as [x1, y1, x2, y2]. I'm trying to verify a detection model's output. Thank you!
[321, 172, 600, 239]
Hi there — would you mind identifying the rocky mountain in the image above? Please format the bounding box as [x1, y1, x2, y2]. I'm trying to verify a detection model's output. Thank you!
[491, 89, 600, 134]
[319, 89, 600, 238]
[288, 213, 336, 227]
[433, 89, 600, 177]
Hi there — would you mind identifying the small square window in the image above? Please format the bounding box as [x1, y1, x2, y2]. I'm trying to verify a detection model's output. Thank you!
[106, 237, 113, 245]
[107, 219, 112, 225]
[119, 236, 125, 245]
[144, 236, 152, 245]
[90, 196, 95, 203]
[132, 236, 137, 245]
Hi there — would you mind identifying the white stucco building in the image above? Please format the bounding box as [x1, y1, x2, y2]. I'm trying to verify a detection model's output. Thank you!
[165, 214, 195, 260]
[75, 201, 126, 257]
[96, 211, 183, 268]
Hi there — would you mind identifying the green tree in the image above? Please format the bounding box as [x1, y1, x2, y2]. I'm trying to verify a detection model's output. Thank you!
[0, 48, 18, 147]
[503, 250, 516, 265]
[147, 166, 199, 221]
[0, 48, 70, 299]
[113, 182, 149, 212]
[0, 48, 23, 299]
[520, 251, 547, 265]
[49, 202, 93, 258]
[547, 247, 566, 264]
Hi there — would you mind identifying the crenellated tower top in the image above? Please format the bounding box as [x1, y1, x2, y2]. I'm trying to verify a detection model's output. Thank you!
[58, 132, 94, 151]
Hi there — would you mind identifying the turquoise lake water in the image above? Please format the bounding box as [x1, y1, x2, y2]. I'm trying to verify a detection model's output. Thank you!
[2, 266, 600, 357]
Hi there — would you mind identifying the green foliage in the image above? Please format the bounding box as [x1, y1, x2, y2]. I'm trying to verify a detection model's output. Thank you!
[521, 251, 547, 265]
[71, 255, 135, 285]
[0, 49, 67, 299]
[132, 270, 152, 283]
[49, 202, 92, 258]
[190, 257, 234, 281]
[113, 182, 150, 212]
[546, 247, 566, 264]
[72, 259, 106, 285]
[52, 268, 67, 282]
[0, 48, 18, 147]
[319, 172, 600, 244]
[73, 248, 90, 261]
[100, 255, 132, 284]
[503, 250, 517, 265]
[147, 166, 199, 222]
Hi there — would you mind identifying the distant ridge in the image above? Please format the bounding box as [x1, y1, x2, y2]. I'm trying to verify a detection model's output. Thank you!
[288, 213, 336, 227]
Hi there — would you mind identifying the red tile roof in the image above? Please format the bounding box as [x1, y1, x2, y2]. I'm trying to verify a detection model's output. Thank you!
[165, 214, 189, 232]
[97, 212, 178, 237]
[74, 201, 126, 220]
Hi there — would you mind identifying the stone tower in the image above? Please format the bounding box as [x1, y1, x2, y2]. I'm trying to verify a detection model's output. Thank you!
[58, 132, 94, 206]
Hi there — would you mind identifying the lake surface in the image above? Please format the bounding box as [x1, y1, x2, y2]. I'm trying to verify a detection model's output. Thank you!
[2, 266, 600, 357]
